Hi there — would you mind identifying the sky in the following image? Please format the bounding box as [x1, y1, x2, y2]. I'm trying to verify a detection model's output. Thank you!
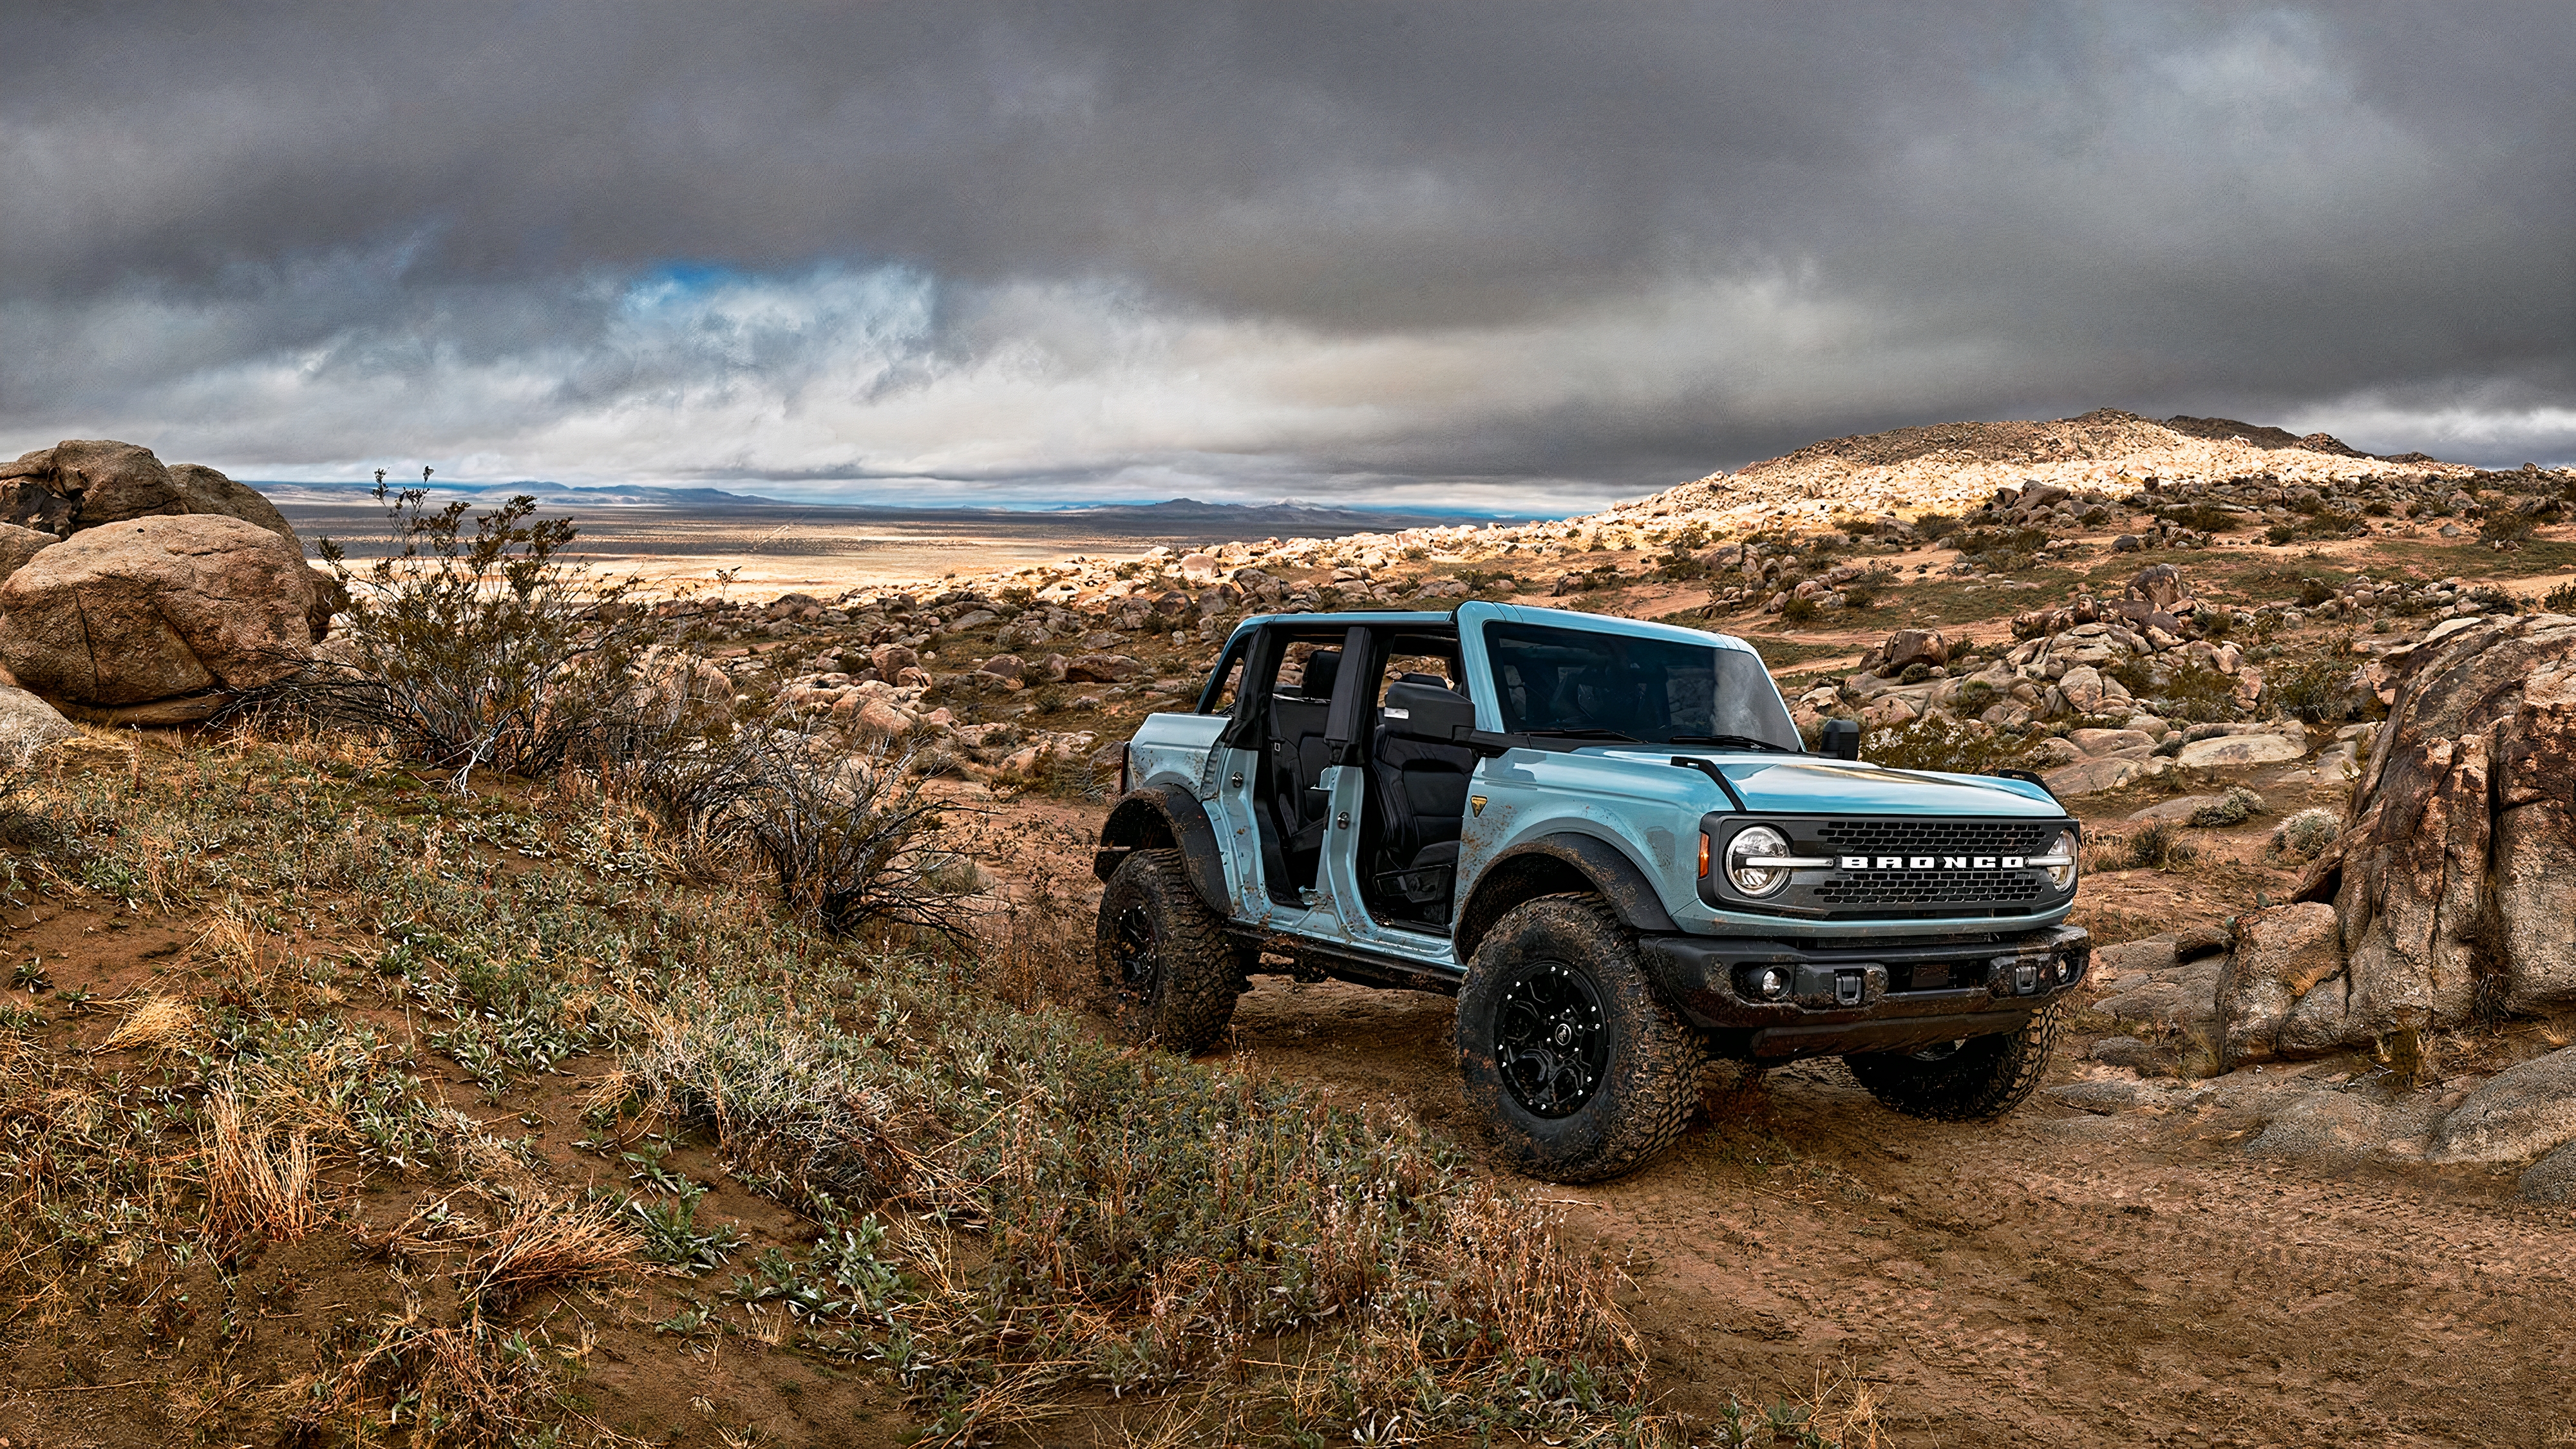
[2, 3, 2568, 514]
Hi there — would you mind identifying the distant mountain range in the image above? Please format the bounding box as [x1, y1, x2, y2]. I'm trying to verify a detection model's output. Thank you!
[254, 482, 1533, 529]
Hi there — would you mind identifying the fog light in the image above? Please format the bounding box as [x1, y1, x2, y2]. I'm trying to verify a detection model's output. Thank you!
[2056, 958, 2074, 983]
[1746, 965, 1791, 1001]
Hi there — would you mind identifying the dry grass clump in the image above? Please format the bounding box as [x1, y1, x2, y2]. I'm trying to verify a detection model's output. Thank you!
[97, 992, 201, 1054]
[2085, 819, 2199, 873]
[201, 1088, 321, 1243]
[274, 1307, 591, 1448]
[461, 1192, 644, 1313]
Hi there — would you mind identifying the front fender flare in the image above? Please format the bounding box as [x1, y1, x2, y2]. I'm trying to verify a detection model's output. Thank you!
[1455, 830, 1681, 961]
[1094, 786, 1231, 917]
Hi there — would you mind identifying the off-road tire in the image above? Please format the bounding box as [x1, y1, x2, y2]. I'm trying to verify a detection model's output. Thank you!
[1844, 1001, 2065, 1121]
[1095, 848, 1240, 1054]
[1455, 894, 1707, 1184]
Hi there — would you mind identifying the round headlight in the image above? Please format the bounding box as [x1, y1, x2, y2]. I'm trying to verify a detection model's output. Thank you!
[1727, 825, 1793, 896]
[2046, 828, 2079, 890]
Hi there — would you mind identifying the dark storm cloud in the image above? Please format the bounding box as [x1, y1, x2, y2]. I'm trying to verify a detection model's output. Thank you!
[1, 1, 2568, 504]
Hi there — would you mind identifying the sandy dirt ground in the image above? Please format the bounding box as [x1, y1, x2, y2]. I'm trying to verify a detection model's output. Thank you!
[962, 778, 2576, 1448]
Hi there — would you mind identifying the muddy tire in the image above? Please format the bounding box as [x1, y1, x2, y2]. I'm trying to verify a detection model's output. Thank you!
[1095, 848, 1240, 1054]
[1455, 894, 1706, 1184]
[1844, 1002, 2065, 1121]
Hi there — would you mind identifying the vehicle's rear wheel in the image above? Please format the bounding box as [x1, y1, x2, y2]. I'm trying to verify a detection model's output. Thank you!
[1843, 1002, 2064, 1121]
[1455, 895, 1705, 1184]
[1095, 848, 1240, 1054]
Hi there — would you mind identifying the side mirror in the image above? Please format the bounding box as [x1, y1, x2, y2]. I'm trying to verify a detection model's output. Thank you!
[1819, 718, 1861, 761]
[1384, 680, 1476, 744]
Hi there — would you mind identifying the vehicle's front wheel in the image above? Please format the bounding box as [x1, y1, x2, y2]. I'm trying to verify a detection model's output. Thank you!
[1095, 848, 1241, 1054]
[1455, 895, 1706, 1184]
[1844, 1003, 2064, 1121]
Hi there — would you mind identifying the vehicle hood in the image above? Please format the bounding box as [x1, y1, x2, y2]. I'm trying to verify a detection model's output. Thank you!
[1598, 748, 2063, 816]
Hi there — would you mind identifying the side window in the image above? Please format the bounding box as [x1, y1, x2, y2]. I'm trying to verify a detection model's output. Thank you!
[1278, 639, 1336, 699]
[1197, 638, 1248, 715]
[1378, 652, 1460, 703]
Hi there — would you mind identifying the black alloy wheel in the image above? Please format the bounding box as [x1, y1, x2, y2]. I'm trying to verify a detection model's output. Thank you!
[1493, 960, 1611, 1118]
[1110, 901, 1161, 1000]
[1455, 894, 1706, 1183]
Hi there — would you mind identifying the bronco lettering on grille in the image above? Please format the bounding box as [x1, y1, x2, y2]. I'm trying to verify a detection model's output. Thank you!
[1838, 855, 2023, 870]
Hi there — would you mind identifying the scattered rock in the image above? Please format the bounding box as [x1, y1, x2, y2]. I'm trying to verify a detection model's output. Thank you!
[2429, 1048, 2576, 1166]
[2518, 1141, 2576, 1203]
[2215, 902, 2344, 1066]
[2245, 1092, 2383, 1162]
[2098, 954, 2224, 1032]
[2050, 1080, 2141, 1114]
[2175, 732, 2304, 768]
[2090, 1036, 2159, 1070]
[2094, 936, 2179, 978]
[2043, 754, 2170, 797]
[0, 685, 77, 762]
[1064, 653, 1139, 683]
[0, 523, 55, 585]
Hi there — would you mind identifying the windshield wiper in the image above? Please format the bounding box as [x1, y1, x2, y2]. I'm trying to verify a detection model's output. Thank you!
[1522, 728, 1640, 743]
[1665, 733, 1792, 752]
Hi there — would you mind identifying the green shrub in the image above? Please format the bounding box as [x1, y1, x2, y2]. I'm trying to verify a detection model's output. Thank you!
[2269, 636, 2371, 724]
[2544, 581, 2576, 613]
[2118, 820, 2197, 870]
[2273, 808, 2343, 862]
[1913, 511, 1960, 542]
[1779, 596, 1822, 625]
[2157, 502, 2239, 533]
[2187, 785, 2268, 828]
[1855, 714, 2036, 775]
[295, 489, 688, 781]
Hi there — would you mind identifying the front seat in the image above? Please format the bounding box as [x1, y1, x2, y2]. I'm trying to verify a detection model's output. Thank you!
[1368, 674, 1476, 922]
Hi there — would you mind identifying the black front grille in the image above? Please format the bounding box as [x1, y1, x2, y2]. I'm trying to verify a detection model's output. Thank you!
[1815, 819, 2058, 858]
[1809, 871, 2049, 910]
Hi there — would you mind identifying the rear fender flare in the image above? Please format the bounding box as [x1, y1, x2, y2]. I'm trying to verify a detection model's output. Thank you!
[1455, 831, 1681, 961]
[1096, 786, 1231, 916]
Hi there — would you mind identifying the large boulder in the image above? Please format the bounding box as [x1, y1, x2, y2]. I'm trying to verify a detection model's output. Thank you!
[168, 463, 303, 551]
[2214, 614, 2576, 1062]
[0, 440, 301, 547]
[0, 439, 187, 535]
[2429, 1048, 2576, 1165]
[0, 515, 320, 706]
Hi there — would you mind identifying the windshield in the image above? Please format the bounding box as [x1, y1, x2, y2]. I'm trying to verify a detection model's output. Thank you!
[1482, 620, 1801, 750]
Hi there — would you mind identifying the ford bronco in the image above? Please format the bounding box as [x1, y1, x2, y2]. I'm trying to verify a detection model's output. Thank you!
[1092, 601, 2088, 1182]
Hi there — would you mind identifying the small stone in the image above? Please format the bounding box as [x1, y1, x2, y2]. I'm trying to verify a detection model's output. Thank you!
[2090, 1036, 2159, 1070]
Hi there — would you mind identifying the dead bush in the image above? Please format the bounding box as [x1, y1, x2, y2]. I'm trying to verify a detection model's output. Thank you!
[642, 717, 984, 939]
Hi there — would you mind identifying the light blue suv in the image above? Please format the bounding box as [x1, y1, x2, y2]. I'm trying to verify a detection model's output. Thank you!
[1094, 601, 2089, 1182]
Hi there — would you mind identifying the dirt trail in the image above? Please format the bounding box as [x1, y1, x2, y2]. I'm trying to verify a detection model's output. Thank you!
[1215, 980, 2576, 1448]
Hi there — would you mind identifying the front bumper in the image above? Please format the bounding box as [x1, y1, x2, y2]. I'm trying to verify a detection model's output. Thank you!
[1637, 924, 2090, 1061]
